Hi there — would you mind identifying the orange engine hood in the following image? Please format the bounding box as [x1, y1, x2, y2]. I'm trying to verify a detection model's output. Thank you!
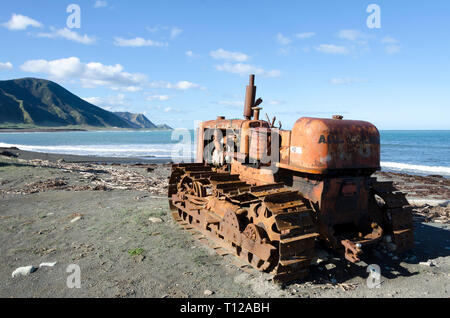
[289, 117, 380, 174]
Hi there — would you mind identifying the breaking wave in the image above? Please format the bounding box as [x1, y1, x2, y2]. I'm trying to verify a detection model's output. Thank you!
[381, 161, 450, 176]
[0, 142, 195, 159]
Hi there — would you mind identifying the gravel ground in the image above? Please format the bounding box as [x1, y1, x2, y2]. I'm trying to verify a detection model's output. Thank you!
[0, 151, 449, 298]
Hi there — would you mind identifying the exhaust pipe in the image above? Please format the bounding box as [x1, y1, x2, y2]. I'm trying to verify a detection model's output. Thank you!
[244, 74, 256, 120]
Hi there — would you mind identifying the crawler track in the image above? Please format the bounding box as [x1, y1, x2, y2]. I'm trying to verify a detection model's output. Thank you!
[371, 180, 414, 252]
[168, 163, 319, 283]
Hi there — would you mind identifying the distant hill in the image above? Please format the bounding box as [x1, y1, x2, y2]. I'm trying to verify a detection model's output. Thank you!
[114, 112, 157, 129]
[156, 124, 173, 130]
[0, 78, 171, 129]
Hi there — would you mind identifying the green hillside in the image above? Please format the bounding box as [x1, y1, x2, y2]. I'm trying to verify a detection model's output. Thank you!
[0, 78, 168, 129]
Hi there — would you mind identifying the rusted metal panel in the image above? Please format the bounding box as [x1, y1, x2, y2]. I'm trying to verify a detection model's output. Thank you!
[321, 177, 369, 226]
[196, 126, 204, 163]
[249, 127, 271, 161]
[288, 117, 380, 174]
[230, 159, 275, 186]
[279, 130, 291, 165]
[239, 121, 270, 155]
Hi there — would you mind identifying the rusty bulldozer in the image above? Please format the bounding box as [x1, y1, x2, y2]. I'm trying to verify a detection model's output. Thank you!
[168, 74, 414, 283]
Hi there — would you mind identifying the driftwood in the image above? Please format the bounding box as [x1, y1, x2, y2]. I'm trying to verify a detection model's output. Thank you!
[413, 204, 449, 224]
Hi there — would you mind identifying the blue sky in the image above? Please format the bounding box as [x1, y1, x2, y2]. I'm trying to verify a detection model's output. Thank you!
[0, 0, 449, 129]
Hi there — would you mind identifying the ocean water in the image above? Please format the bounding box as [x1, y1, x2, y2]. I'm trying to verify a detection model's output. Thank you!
[379, 130, 450, 176]
[0, 130, 449, 177]
[0, 130, 196, 160]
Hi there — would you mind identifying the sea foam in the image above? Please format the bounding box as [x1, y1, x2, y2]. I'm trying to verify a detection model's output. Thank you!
[0, 142, 194, 159]
[381, 161, 450, 176]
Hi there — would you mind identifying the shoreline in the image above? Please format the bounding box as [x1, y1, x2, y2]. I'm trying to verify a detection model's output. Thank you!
[1, 146, 449, 206]
[0, 147, 173, 164]
[0, 128, 88, 133]
[0, 128, 174, 133]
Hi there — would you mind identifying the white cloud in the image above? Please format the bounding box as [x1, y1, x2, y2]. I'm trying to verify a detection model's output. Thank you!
[147, 94, 170, 101]
[385, 45, 401, 54]
[21, 57, 84, 78]
[2, 14, 43, 31]
[149, 80, 205, 90]
[381, 36, 399, 44]
[149, 105, 162, 111]
[20, 57, 148, 91]
[83, 96, 102, 105]
[20, 56, 203, 95]
[215, 63, 281, 78]
[110, 86, 142, 92]
[37, 27, 95, 45]
[314, 44, 350, 55]
[148, 81, 172, 89]
[330, 78, 366, 85]
[164, 107, 181, 113]
[278, 47, 291, 56]
[172, 81, 202, 90]
[381, 36, 400, 54]
[294, 32, 315, 39]
[83, 94, 129, 110]
[186, 50, 199, 58]
[0, 62, 13, 71]
[145, 25, 182, 40]
[114, 37, 168, 47]
[146, 26, 159, 33]
[210, 49, 249, 62]
[339, 30, 372, 50]
[170, 27, 183, 39]
[276, 33, 291, 45]
[338, 29, 364, 41]
[338, 29, 370, 47]
[94, 1, 108, 8]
